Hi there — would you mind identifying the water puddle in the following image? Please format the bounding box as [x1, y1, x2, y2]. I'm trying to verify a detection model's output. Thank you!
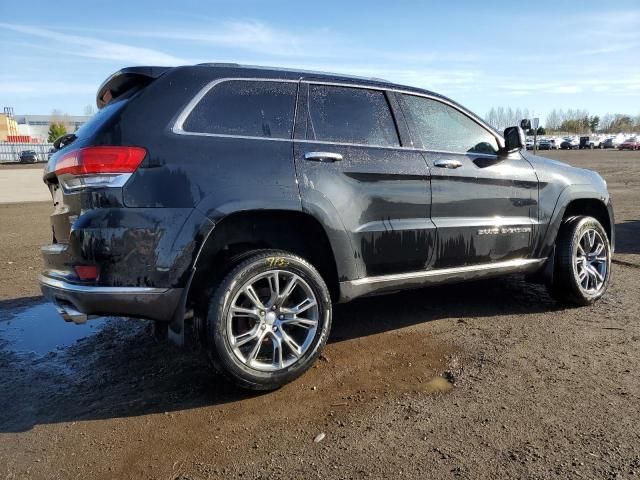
[0, 301, 107, 357]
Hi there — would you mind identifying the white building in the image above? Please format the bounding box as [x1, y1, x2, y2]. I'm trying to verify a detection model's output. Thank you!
[15, 114, 91, 143]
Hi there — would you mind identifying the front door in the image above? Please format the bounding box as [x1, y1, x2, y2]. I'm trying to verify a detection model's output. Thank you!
[293, 82, 434, 278]
[398, 93, 539, 269]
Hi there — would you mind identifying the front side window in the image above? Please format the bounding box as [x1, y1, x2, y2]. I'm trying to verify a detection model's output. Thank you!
[183, 80, 297, 139]
[400, 94, 499, 155]
[307, 85, 400, 147]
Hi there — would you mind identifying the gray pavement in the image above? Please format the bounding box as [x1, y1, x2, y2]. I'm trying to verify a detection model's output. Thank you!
[0, 168, 50, 204]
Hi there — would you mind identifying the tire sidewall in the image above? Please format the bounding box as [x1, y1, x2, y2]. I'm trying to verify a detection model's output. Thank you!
[207, 252, 332, 389]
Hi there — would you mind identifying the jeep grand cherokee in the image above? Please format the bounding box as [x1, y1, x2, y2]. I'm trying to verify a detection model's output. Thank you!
[40, 63, 614, 390]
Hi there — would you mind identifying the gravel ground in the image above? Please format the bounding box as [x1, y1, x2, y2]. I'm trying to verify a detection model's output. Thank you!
[0, 149, 638, 480]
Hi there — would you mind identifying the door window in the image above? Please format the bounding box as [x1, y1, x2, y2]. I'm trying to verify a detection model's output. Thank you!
[307, 85, 400, 147]
[183, 80, 297, 139]
[400, 94, 499, 154]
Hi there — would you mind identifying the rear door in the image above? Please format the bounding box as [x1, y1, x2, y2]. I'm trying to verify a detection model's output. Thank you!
[398, 93, 539, 269]
[293, 82, 434, 278]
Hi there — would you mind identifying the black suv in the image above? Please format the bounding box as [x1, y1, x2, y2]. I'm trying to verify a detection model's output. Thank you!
[41, 64, 614, 390]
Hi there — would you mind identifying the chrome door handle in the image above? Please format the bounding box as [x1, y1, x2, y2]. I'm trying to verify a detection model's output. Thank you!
[304, 152, 343, 163]
[433, 159, 463, 169]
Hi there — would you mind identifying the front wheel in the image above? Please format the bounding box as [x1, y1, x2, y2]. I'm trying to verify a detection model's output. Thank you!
[205, 250, 332, 390]
[548, 216, 611, 305]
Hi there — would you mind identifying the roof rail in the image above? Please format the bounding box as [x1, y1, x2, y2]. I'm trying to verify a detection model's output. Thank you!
[195, 62, 392, 84]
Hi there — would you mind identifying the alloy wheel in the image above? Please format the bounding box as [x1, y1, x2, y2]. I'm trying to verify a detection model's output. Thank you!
[226, 270, 319, 372]
[573, 229, 609, 293]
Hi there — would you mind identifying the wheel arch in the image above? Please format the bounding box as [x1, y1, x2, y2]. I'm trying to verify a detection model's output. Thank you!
[536, 185, 615, 260]
[187, 209, 341, 316]
[563, 199, 613, 245]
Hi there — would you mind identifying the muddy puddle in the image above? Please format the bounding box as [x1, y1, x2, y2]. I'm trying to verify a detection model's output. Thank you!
[0, 293, 459, 435]
[0, 301, 107, 357]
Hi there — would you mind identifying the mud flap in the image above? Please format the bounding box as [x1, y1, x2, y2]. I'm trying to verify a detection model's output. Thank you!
[167, 272, 195, 347]
[526, 247, 555, 285]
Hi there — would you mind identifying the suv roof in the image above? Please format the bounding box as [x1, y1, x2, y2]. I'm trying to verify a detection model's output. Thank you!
[196, 62, 393, 84]
[96, 63, 488, 131]
[96, 62, 450, 110]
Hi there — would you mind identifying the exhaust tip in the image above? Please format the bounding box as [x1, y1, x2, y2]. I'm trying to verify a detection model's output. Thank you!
[55, 304, 88, 324]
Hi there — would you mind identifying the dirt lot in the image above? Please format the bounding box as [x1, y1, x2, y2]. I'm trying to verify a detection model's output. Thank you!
[0, 149, 639, 479]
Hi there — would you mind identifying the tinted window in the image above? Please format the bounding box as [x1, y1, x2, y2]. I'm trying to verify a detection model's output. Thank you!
[307, 85, 399, 146]
[401, 94, 499, 154]
[75, 98, 128, 139]
[183, 80, 297, 139]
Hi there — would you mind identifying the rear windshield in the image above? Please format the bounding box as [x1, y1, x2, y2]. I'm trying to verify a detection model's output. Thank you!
[74, 98, 129, 138]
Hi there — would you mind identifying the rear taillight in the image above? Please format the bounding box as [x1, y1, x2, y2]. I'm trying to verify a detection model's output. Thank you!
[55, 146, 146, 176]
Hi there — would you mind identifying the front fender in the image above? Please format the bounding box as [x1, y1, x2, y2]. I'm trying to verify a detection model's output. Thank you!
[534, 184, 612, 258]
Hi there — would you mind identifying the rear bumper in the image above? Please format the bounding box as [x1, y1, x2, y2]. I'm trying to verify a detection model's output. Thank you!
[39, 275, 183, 323]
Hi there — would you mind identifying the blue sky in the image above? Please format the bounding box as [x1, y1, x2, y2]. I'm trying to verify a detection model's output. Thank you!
[1, 0, 639, 122]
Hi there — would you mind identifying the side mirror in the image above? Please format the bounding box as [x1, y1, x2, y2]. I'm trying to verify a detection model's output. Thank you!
[520, 119, 531, 130]
[504, 126, 525, 152]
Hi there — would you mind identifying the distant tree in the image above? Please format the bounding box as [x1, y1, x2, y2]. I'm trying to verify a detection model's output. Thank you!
[609, 115, 634, 133]
[47, 122, 67, 143]
[484, 106, 533, 131]
[546, 109, 561, 131]
[588, 115, 600, 133]
[527, 127, 546, 135]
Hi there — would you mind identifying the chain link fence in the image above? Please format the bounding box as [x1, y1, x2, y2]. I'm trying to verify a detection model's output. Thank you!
[0, 143, 54, 163]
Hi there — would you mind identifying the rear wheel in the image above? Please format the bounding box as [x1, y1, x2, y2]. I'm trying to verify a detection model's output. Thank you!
[548, 216, 611, 305]
[205, 250, 332, 390]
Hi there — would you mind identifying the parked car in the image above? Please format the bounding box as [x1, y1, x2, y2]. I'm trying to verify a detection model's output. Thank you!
[18, 150, 38, 163]
[618, 137, 640, 150]
[526, 139, 534, 150]
[538, 138, 553, 150]
[579, 136, 604, 149]
[601, 137, 616, 149]
[40, 64, 615, 390]
[560, 137, 579, 149]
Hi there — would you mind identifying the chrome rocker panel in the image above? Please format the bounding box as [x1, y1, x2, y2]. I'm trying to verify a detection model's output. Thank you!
[339, 258, 547, 302]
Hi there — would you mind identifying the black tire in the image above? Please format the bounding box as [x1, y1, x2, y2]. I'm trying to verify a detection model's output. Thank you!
[205, 249, 332, 390]
[548, 216, 611, 306]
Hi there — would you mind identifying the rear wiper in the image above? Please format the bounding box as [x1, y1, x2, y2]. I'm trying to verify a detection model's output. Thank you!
[53, 133, 77, 150]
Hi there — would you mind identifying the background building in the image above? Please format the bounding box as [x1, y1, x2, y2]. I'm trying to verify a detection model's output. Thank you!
[14, 114, 91, 143]
[0, 113, 19, 142]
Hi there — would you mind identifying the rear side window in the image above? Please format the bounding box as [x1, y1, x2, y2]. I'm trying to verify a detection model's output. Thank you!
[307, 85, 399, 146]
[400, 94, 499, 155]
[183, 80, 297, 139]
[75, 98, 129, 138]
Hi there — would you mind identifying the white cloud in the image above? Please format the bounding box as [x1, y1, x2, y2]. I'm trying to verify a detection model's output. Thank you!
[74, 20, 336, 58]
[0, 23, 187, 65]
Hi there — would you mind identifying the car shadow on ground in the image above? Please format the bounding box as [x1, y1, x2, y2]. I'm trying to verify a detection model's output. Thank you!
[0, 275, 561, 433]
[614, 220, 640, 255]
